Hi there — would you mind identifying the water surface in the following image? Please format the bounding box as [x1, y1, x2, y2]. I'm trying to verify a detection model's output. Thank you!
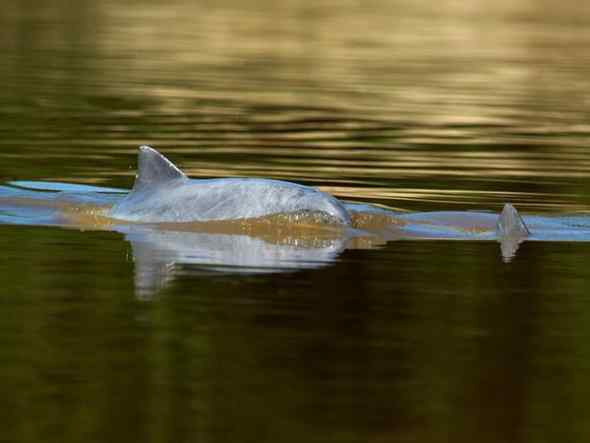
[2, 1, 590, 442]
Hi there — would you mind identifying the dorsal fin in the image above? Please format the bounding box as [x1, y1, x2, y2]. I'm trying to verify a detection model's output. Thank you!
[496, 203, 529, 262]
[496, 203, 530, 238]
[134, 146, 186, 190]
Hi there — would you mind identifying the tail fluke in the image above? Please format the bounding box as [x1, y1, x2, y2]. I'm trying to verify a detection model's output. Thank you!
[496, 203, 529, 262]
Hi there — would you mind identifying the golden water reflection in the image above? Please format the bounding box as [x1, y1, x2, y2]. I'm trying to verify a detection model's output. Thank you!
[1, 0, 590, 213]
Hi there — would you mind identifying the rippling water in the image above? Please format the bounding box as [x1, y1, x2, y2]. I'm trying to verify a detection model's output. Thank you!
[2, 1, 590, 442]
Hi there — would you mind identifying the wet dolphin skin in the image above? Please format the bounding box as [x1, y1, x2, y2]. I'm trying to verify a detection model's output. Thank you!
[109, 146, 352, 225]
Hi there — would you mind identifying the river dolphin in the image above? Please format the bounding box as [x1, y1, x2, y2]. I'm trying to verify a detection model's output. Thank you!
[9, 144, 590, 298]
[109, 146, 352, 224]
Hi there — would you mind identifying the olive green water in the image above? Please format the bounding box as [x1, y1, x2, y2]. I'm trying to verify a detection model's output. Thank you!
[2, 1, 590, 442]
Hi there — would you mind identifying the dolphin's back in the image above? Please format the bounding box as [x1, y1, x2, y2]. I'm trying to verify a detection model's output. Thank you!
[108, 147, 351, 225]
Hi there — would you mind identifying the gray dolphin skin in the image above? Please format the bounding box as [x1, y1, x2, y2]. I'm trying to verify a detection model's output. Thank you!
[108, 146, 352, 224]
[496, 203, 530, 238]
[496, 203, 530, 261]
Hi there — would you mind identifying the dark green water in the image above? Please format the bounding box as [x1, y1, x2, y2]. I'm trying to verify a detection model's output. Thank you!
[2, 1, 590, 442]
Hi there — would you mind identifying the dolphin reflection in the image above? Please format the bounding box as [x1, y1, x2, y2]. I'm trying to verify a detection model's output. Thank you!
[119, 202, 533, 298]
[121, 224, 353, 299]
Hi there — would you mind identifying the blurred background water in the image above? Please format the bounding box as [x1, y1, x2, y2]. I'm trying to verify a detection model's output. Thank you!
[1, 1, 590, 442]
